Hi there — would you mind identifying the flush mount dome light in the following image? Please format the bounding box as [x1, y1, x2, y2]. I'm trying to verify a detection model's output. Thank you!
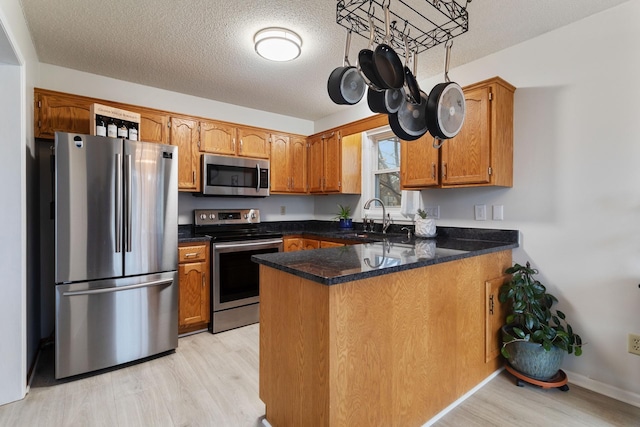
[254, 27, 302, 62]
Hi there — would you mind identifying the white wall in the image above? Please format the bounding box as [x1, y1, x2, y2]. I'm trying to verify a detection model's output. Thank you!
[38, 64, 314, 136]
[320, 0, 640, 403]
[0, 0, 39, 406]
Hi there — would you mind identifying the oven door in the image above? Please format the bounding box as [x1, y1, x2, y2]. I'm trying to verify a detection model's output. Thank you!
[212, 238, 283, 312]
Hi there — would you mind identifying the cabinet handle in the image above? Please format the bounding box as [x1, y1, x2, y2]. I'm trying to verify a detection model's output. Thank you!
[184, 252, 198, 258]
[489, 294, 495, 315]
[192, 171, 196, 184]
[202, 275, 205, 289]
[232, 138, 236, 151]
[442, 163, 447, 179]
[431, 163, 436, 180]
[291, 177, 294, 189]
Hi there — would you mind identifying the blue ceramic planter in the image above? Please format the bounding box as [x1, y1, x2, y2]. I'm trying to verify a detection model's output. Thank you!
[338, 218, 353, 230]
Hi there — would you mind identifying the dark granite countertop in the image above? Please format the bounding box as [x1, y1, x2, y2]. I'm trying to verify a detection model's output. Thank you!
[252, 227, 519, 286]
[178, 225, 211, 243]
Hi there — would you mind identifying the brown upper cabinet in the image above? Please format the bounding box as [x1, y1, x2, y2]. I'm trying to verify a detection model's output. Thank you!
[35, 88, 169, 144]
[400, 132, 440, 189]
[270, 134, 307, 194]
[237, 127, 271, 159]
[400, 76, 515, 189]
[199, 120, 271, 159]
[170, 116, 201, 192]
[200, 120, 237, 155]
[35, 89, 92, 138]
[308, 131, 361, 194]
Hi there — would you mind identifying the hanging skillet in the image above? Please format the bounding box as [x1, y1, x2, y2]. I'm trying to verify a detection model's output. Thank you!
[426, 40, 466, 146]
[358, 15, 385, 91]
[327, 30, 366, 105]
[372, 3, 404, 90]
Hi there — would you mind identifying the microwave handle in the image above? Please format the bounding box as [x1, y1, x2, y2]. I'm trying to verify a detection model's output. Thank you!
[256, 163, 260, 192]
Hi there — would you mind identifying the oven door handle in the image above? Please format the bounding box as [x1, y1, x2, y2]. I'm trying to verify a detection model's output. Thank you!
[214, 239, 283, 250]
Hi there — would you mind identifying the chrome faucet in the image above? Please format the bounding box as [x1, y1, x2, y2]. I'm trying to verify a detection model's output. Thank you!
[363, 198, 391, 234]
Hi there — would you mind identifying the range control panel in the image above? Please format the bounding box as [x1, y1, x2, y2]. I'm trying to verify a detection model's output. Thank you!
[194, 209, 260, 226]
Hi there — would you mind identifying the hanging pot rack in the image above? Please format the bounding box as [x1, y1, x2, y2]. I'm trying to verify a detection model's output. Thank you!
[336, 0, 470, 59]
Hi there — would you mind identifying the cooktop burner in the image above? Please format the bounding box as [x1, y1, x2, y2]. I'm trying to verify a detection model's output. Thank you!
[193, 209, 282, 242]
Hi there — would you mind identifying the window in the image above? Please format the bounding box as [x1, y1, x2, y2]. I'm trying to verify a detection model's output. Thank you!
[373, 132, 401, 207]
[362, 128, 403, 219]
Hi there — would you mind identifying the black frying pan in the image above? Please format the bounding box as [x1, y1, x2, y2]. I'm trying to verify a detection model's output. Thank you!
[327, 30, 366, 105]
[373, 5, 404, 90]
[367, 87, 403, 114]
[389, 90, 429, 141]
[425, 41, 466, 140]
[358, 16, 385, 91]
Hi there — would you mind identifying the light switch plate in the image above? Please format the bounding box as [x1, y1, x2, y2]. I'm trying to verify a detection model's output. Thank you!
[474, 205, 487, 221]
[493, 205, 504, 220]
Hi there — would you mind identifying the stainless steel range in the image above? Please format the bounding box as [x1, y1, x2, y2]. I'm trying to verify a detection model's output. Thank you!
[194, 209, 283, 333]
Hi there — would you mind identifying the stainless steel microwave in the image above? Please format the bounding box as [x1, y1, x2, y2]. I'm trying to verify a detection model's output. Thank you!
[201, 154, 270, 197]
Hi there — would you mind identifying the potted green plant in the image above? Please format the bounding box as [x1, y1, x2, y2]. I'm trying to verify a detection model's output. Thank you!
[499, 262, 583, 381]
[334, 204, 353, 230]
[414, 209, 436, 238]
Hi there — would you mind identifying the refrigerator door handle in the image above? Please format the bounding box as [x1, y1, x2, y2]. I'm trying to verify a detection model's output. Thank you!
[125, 154, 132, 252]
[62, 279, 174, 297]
[115, 153, 122, 253]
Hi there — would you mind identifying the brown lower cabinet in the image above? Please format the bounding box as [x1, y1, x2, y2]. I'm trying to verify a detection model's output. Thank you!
[284, 236, 354, 252]
[178, 243, 210, 334]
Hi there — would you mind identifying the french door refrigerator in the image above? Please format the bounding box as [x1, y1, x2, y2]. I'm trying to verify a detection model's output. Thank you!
[54, 132, 178, 379]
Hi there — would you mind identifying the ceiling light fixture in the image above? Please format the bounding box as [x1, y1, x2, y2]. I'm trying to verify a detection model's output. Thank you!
[254, 27, 302, 62]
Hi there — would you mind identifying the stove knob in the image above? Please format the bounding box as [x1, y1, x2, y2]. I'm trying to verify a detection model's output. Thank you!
[244, 214, 249, 219]
[209, 213, 215, 220]
[199, 213, 207, 220]
[251, 213, 256, 219]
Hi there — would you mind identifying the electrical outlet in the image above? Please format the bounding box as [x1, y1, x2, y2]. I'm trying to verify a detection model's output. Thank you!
[424, 206, 440, 219]
[474, 204, 487, 221]
[629, 333, 640, 356]
[280, 206, 286, 215]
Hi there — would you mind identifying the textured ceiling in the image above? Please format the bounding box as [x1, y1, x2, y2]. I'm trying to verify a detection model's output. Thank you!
[20, 0, 629, 121]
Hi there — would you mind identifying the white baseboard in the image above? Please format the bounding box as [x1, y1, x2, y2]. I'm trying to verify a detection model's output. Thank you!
[563, 369, 640, 409]
[421, 368, 504, 427]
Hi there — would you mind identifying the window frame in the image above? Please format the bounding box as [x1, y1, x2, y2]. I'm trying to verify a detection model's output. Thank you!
[361, 127, 405, 222]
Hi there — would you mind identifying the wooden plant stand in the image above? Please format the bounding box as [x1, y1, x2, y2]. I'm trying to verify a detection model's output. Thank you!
[504, 362, 570, 391]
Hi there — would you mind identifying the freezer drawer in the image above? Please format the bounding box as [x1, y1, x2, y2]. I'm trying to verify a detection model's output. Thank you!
[55, 271, 178, 379]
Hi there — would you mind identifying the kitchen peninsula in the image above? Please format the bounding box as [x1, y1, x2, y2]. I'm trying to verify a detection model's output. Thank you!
[253, 228, 518, 427]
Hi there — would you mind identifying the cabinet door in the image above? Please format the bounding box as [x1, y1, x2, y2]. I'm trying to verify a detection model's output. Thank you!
[138, 109, 168, 144]
[35, 90, 92, 138]
[441, 86, 491, 185]
[289, 136, 308, 193]
[284, 237, 303, 252]
[302, 239, 321, 250]
[200, 120, 237, 155]
[401, 133, 440, 188]
[485, 274, 509, 362]
[320, 240, 344, 248]
[238, 127, 270, 159]
[178, 260, 209, 327]
[170, 117, 200, 191]
[270, 134, 290, 192]
[308, 136, 324, 193]
[323, 133, 341, 193]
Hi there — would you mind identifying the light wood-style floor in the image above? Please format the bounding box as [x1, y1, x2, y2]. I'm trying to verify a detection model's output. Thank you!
[1, 324, 639, 426]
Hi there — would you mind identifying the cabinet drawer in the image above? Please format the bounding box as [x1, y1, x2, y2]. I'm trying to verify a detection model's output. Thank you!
[178, 244, 207, 263]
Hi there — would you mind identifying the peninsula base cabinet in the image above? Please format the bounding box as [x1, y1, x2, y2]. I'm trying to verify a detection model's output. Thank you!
[259, 250, 512, 427]
[178, 243, 210, 335]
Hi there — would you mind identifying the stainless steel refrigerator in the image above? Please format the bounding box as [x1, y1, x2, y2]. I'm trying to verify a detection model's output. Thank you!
[54, 132, 178, 379]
